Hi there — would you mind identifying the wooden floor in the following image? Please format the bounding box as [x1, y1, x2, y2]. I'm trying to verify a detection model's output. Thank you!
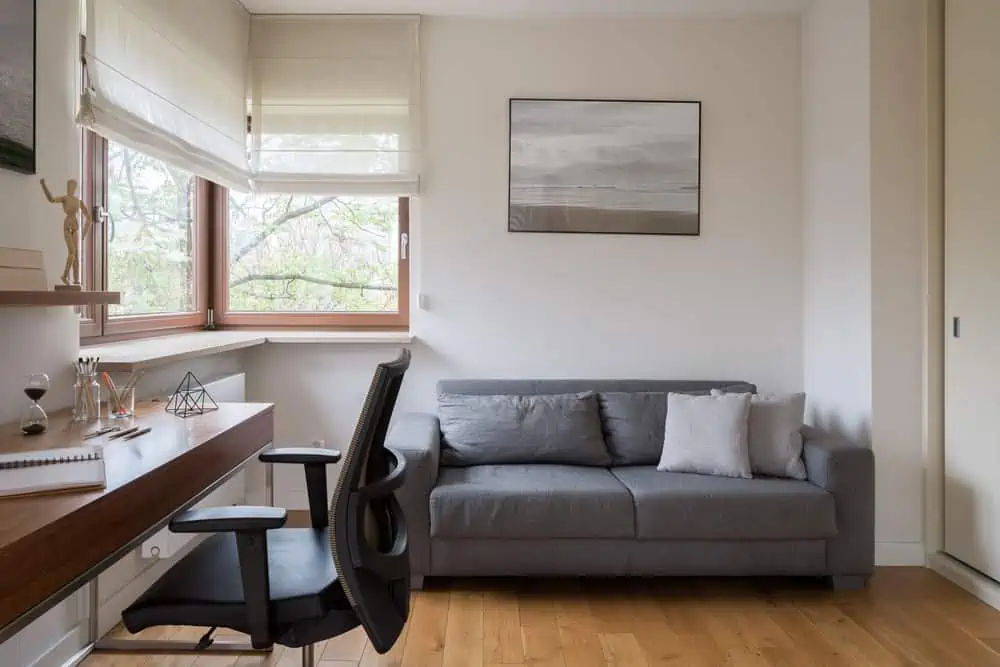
[82, 568, 1000, 667]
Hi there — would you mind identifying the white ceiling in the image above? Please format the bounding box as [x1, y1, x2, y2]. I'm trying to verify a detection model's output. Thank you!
[239, 0, 811, 17]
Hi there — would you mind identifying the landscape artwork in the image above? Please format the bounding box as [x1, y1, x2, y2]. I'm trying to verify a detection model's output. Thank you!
[0, 0, 36, 174]
[509, 99, 701, 235]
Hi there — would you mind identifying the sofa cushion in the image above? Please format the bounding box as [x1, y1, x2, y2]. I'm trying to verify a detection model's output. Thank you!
[712, 390, 808, 480]
[599, 388, 748, 466]
[598, 392, 669, 465]
[611, 467, 837, 541]
[657, 392, 753, 479]
[438, 392, 610, 466]
[429, 465, 635, 539]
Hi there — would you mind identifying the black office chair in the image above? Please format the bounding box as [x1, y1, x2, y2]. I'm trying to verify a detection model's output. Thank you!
[121, 349, 412, 666]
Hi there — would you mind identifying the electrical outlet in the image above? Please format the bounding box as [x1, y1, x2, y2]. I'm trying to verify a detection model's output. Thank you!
[418, 293, 430, 310]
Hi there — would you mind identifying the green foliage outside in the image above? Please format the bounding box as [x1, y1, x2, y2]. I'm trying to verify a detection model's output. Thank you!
[107, 144, 195, 316]
[106, 142, 398, 317]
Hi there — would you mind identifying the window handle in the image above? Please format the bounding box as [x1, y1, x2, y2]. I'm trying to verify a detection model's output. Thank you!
[400, 232, 409, 261]
[95, 206, 115, 243]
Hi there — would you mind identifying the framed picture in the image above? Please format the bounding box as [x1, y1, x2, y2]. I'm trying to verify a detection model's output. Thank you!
[0, 0, 36, 174]
[508, 98, 701, 236]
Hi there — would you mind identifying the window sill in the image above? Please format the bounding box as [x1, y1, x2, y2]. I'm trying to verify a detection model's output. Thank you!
[83, 330, 415, 372]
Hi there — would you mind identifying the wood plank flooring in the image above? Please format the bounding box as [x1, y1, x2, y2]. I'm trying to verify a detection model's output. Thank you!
[81, 568, 1000, 667]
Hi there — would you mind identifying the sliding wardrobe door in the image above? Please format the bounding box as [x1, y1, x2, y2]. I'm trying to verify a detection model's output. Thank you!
[944, 0, 1000, 580]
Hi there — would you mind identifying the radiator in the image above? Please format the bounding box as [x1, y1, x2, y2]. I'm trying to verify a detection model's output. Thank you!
[140, 373, 247, 560]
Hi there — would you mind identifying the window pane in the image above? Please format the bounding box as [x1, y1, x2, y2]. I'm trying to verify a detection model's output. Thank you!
[107, 142, 196, 316]
[228, 194, 399, 313]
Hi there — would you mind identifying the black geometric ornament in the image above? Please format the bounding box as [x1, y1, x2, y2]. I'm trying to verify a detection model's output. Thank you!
[165, 371, 219, 418]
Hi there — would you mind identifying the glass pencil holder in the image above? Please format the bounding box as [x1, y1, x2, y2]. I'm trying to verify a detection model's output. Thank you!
[72, 372, 101, 422]
[108, 385, 136, 419]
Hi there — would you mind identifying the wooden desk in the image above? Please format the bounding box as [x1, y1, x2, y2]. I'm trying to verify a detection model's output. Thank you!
[0, 401, 274, 645]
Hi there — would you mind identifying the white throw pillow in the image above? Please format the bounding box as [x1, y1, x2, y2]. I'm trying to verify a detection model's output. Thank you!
[712, 390, 807, 480]
[658, 392, 752, 478]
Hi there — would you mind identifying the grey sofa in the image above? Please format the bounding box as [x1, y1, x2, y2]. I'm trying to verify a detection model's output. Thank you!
[388, 379, 875, 590]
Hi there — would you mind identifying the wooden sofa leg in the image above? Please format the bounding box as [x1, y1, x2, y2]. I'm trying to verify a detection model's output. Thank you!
[830, 575, 868, 591]
[411, 575, 425, 590]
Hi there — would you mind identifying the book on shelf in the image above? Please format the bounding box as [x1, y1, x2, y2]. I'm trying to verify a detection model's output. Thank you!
[0, 445, 106, 498]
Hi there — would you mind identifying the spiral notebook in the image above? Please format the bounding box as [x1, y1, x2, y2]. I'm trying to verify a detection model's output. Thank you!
[0, 445, 106, 498]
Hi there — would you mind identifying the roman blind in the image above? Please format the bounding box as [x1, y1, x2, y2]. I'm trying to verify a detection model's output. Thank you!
[79, 0, 251, 190]
[249, 15, 421, 195]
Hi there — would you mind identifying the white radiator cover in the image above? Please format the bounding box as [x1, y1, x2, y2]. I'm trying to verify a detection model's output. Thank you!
[140, 373, 247, 560]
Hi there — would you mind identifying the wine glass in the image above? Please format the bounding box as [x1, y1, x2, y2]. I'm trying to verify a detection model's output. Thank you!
[21, 373, 50, 436]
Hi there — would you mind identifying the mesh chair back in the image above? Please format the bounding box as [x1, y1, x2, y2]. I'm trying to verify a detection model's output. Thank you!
[329, 349, 411, 654]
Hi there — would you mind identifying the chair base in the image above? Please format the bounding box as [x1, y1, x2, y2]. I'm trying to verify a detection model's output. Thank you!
[303, 642, 315, 667]
[92, 636, 272, 655]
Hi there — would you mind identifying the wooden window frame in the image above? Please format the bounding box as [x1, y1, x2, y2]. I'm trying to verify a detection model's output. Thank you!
[81, 133, 209, 342]
[212, 188, 410, 330]
[82, 148, 411, 341]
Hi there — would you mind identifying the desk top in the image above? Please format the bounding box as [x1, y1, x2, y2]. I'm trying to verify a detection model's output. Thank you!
[0, 400, 274, 642]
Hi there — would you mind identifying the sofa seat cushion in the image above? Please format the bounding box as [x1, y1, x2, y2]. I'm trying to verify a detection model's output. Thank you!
[610, 467, 837, 541]
[430, 465, 635, 539]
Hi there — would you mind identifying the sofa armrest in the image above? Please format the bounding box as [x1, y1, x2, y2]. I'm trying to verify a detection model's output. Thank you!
[386, 412, 440, 577]
[802, 426, 875, 577]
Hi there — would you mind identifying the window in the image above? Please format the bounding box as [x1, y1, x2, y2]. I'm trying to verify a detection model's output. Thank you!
[106, 141, 198, 316]
[217, 193, 409, 328]
[79, 14, 417, 340]
[82, 136, 409, 340]
[82, 135, 209, 340]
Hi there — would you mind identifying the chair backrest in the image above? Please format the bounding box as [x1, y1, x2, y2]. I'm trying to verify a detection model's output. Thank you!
[329, 349, 411, 654]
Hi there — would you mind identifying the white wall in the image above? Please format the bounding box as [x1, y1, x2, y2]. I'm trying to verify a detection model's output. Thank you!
[870, 0, 933, 564]
[802, 0, 872, 445]
[248, 15, 805, 499]
[803, 0, 935, 565]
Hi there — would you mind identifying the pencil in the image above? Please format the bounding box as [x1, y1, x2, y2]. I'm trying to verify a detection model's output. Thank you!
[123, 427, 152, 441]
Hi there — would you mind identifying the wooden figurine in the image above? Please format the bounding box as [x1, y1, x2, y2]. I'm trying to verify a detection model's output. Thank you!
[40, 178, 93, 290]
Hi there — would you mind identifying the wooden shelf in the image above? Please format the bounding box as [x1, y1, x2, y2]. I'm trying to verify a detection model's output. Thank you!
[0, 290, 121, 308]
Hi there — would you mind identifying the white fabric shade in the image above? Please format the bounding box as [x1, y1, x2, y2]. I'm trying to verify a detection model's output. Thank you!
[249, 15, 422, 195]
[79, 0, 251, 191]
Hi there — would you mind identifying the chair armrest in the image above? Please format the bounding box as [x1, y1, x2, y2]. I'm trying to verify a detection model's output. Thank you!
[260, 447, 341, 529]
[358, 447, 408, 499]
[385, 413, 440, 577]
[169, 505, 285, 649]
[169, 506, 288, 534]
[802, 426, 875, 577]
[259, 448, 342, 465]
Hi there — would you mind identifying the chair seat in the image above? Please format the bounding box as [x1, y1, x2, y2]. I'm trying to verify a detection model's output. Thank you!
[429, 464, 636, 539]
[123, 528, 349, 636]
[610, 467, 838, 541]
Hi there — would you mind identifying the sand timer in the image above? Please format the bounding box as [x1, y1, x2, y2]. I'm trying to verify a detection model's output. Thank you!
[20, 373, 50, 436]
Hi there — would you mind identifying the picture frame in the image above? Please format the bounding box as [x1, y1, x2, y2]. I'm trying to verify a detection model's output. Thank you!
[0, 0, 37, 175]
[508, 98, 701, 236]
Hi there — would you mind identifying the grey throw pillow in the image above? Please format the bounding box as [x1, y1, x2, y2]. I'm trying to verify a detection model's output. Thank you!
[438, 392, 611, 466]
[712, 390, 807, 479]
[598, 392, 669, 465]
[658, 392, 752, 478]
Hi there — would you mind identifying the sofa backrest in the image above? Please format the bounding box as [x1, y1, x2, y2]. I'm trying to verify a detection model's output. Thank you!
[437, 379, 756, 396]
[436, 379, 757, 467]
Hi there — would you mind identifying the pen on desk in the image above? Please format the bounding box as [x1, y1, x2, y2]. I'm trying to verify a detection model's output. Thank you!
[123, 427, 152, 441]
[109, 426, 140, 440]
[83, 426, 120, 440]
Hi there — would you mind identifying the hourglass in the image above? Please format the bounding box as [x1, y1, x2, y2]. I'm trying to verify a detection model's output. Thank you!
[21, 373, 50, 436]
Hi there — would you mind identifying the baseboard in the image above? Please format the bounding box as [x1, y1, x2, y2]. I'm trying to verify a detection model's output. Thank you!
[929, 552, 1000, 612]
[875, 541, 926, 566]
